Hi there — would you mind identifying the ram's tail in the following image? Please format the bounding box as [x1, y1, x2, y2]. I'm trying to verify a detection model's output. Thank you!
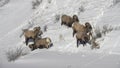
[19, 29, 28, 38]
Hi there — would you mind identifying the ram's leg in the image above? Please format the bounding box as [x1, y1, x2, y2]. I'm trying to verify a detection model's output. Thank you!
[68, 23, 71, 27]
[77, 39, 79, 48]
[46, 45, 49, 49]
[61, 21, 64, 25]
[73, 30, 76, 37]
[25, 38, 29, 45]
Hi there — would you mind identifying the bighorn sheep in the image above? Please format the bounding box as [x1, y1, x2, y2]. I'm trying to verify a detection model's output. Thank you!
[72, 22, 85, 37]
[76, 32, 91, 47]
[29, 37, 53, 50]
[61, 15, 73, 27]
[72, 22, 92, 37]
[72, 22, 93, 47]
[23, 26, 43, 45]
[61, 14, 79, 27]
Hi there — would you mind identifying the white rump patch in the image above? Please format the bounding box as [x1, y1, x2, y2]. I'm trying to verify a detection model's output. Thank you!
[46, 38, 50, 43]
[72, 23, 75, 27]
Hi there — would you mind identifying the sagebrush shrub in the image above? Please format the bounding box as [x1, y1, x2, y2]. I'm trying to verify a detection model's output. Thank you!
[6, 46, 29, 62]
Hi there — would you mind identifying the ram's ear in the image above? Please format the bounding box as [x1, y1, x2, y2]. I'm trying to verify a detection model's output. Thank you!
[38, 26, 41, 30]
[33, 27, 37, 30]
[22, 29, 28, 32]
[33, 26, 40, 30]
[85, 22, 90, 28]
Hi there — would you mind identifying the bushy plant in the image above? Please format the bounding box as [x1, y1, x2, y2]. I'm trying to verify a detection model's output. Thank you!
[113, 0, 120, 5]
[32, 0, 42, 9]
[6, 46, 29, 62]
[43, 25, 47, 32]
[54, 14, 60, 23]
[48, 0, 52, 3]
[0, 0, 10, 7]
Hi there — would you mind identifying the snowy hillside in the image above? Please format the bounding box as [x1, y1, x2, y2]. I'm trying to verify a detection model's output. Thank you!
[0, 0, 120, 68]
[0, 0, 33, 64]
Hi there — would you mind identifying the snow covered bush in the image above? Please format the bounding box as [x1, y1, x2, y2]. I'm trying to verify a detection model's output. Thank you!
[91, 25, 115, 49]
[59, 34, 65, 41]
[93, 24, 113, 39]
[102, 25, 113, 35]
[48, 0, 52, 3]
[6, 46, 30, 62]
[0, 0, 10, 7]
[78, 5, 85, 14]
[43, 25, 48, 32]
[79, 6, 85, 12]
[113, 0, 120, 5]
[91, 39, 100, 49]
[94, 27, 102, 39]
[54, 14, 60, 23]
[32, 0, 42, 9]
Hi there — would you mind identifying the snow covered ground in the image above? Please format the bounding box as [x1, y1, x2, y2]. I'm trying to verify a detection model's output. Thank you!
[0, 0, 120, 68]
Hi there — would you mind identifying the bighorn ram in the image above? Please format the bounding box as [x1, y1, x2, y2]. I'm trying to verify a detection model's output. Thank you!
[72, 22, 93, 47]
[72, 22, 92, 37]
[23, 26, 43, 45]
[72, 22, 85, 37]
[76, 32, 92, 47]
[29, 37, 53, 50]
[61, 14, 79, 27]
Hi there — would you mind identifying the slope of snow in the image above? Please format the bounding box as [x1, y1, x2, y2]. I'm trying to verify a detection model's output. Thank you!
[0, 0, 120, 68]
[2, 51, 120, 68]
[0, 0, 33, 64]
[0, 0, 33, 37]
